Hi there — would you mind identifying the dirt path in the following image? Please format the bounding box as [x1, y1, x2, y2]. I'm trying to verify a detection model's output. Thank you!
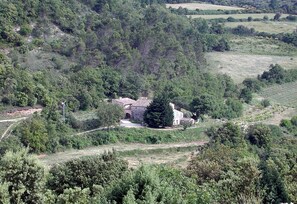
[0, 117, 28, 123]
[0, 123, 15, 141]
[39, 141, 207, 167]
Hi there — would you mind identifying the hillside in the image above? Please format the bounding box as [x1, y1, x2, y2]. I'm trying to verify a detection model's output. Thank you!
[0, 0, 235, 111]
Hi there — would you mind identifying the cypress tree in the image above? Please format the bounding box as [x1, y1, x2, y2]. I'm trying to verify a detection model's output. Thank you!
[144, 95, 173, 128]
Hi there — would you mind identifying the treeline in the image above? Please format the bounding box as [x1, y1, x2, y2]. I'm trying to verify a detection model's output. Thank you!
[1, 121, 297, 203]
[229, 25, 297, 47]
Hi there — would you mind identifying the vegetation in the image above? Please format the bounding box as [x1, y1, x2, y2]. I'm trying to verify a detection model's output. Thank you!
[260, 81, 297, 108]
[3, 120, 297, 203]
[280, 115, 297, 135]
[143, 95, 174, 128]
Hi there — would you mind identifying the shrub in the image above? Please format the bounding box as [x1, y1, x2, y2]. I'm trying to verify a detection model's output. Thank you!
[261, 99, 271, 108]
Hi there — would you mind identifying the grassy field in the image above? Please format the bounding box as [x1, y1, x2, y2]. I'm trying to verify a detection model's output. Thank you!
[189, 13, 291, 20]
[225, 21, 297, 34]
[260, 81, 297, 108]
[72, 110, 98, 120]
[205, 52, 297, 83]
[39, 141, 206, 167]
[166, 3, 244, 10]
[119, 145, 197, 168]
[229, 36, 297, 56]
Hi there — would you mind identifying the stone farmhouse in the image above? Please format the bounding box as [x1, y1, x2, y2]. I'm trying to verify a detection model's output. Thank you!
[112, 97, 185, 125]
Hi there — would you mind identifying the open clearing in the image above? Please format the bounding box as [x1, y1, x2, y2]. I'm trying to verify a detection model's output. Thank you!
[225, 21, 297, 34]
[233, 103, 296, 126]
[39, 141, 207, 167]
[205, 52, 297, 83]
[229, 36, 297, 56]
[166, 3, 244, 10]
[260, 81, 297, 108]
[189, 13, 291, 20]
[120, 146, 197, 168]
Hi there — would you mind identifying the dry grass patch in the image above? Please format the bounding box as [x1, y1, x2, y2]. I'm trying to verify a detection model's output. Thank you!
[260, 81, 297, 108]
[205, 52, 297, 83]
[39, 141, 207, 167]
[189, 13, 291, 20]
[166, 3, 244, 10]
[225, 21, 297, 34]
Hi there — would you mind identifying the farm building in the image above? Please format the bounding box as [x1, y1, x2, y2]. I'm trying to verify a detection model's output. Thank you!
[131, 98, 152, 121]
[111, 97, 136, 119]
[113, 97, 185, 125]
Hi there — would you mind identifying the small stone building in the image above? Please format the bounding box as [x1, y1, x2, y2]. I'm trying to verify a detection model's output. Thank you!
[131, 98, 152, 121]
[112, 97, 136, 119]
[113, 97, 186, 126]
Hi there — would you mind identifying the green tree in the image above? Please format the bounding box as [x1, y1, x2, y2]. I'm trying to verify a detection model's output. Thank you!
[47, 152, 128, 195]
[14, 114, 48, 153]
[97, 102, 124, 128]
[0, 150, 45, 203]
[246, 124, 272, 148]
[190, 94, 221, 118]
[260, 159, 289, 203]
[207, 122, 244, 147]
[143, 95, 173, 128]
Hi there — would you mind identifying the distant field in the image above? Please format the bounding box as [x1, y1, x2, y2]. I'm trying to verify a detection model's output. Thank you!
[189, 13, 291, 20]
[206, 52, 297, 83]
[225, 21, 297, 34]
[260, 81, 297, 108]
[229, 36, 297, 56]
[166, 3, 244, 10]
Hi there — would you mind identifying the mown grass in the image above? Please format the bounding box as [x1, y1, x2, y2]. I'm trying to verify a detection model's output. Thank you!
[205, 35, 297, 83]
[205, 51, 297, 83]
[260, 81, 297, 108]
[166, 3, 244, 10]
[225, 21, 297, 34]
[189, 13, 291, 20]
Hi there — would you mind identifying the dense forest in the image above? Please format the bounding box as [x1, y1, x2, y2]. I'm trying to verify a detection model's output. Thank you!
[0, 0, 237, 112]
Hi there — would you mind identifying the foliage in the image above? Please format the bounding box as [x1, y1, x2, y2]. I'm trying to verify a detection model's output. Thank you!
[246, 124, 272, 148]
[280, 115, 297, 136]
[96, 102, 124, 128]
[103, 165, 212, 203]
[0, 149, 45, 204]
[206, 122, 244, 147]
[144, 95, 174, 128]
[47, 151, 128, 195]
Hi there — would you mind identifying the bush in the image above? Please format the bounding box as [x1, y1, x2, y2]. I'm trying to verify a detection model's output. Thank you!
[261, 99, 271, 108]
